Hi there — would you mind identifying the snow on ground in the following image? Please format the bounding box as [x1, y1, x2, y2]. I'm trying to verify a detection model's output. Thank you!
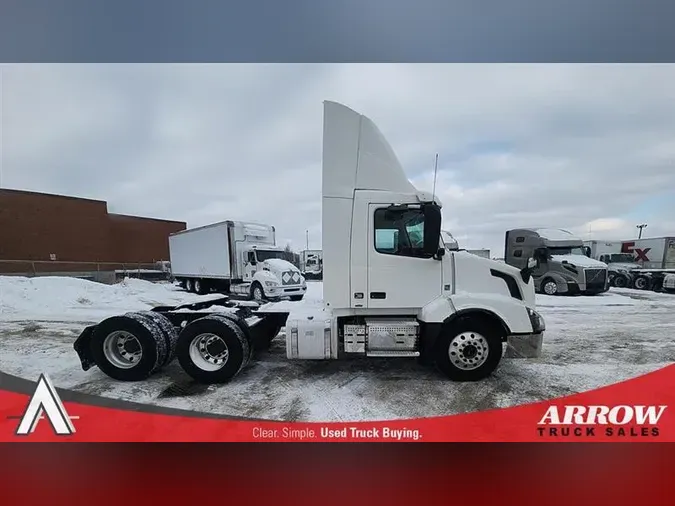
[1, 276, 675, 422]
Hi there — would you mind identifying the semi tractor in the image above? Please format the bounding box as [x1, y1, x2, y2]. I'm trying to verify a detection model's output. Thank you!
[73, 101, 546, 385]
[584, 237, 675, 291]
[299, 249, 323, 280]
[169, 221, 307, 302]
[505, 228, 609, 296]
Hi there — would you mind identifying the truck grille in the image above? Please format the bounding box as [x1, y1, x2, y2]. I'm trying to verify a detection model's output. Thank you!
[281, 270, 301, 286]
[584, 268, 607, 290]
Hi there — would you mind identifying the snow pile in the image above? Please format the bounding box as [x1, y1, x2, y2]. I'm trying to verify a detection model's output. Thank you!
[0, 276, 222, 322]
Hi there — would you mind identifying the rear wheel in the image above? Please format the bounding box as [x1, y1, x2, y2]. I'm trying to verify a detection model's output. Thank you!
[634, 276, 649, 290]
[89, 313, 168, 381]
[176, 315, 251, 384]
[434, 317, 504, 381]
[194, 279, 207, 295]
[185, 279, 194, 292]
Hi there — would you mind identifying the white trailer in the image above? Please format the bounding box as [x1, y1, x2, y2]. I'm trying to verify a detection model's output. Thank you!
[299, 249, 323, 279]
[169, 221, 307, 302]
[74, 101, 545, 384]
[584, 237, 675, 291]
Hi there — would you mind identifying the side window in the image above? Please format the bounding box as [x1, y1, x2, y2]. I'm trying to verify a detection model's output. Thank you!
[513, 249, 523, 258]
[374, 207, 427, 257]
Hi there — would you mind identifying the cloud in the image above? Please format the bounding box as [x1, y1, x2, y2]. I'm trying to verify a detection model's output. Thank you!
[2, 64, 675, 255]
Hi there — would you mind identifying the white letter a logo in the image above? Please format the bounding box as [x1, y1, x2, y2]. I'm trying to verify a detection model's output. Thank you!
[15, 374, 76, 436]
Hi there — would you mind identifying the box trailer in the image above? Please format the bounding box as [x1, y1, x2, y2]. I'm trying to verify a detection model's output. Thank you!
[74, 101, 545, 385]
[584, 237, 675, 291]
[169, 221, 307, 302]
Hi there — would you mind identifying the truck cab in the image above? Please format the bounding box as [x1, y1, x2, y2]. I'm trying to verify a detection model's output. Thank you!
[505, 228, 609, 295]
[241, 246, 306, 301]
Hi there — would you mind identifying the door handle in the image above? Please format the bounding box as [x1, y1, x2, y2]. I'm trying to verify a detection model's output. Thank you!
[370, 292, 386, 299]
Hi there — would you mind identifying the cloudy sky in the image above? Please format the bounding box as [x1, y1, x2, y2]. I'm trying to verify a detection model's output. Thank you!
[2, 64, 674, 256]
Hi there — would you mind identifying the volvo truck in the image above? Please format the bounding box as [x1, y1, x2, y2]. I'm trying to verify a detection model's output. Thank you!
[505, 228, 609, 295]
[73, 101, 545, 385]
[169, 221, 307, 302]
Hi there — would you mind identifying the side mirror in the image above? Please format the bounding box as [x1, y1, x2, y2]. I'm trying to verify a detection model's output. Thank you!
[434, 247, 446, 260]
[521, 257, 538, 283]
[422, 203, 442, 257]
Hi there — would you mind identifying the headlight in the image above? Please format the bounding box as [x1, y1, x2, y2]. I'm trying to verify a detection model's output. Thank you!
[264, 281, 278, 287]
[526, 307, 546, 333]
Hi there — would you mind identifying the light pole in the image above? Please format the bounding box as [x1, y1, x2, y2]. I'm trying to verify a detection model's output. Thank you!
[636, 223, 647, 239]
[306, 230, 309, 250]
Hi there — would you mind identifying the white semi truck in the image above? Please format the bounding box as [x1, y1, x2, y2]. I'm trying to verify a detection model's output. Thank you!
[169, 221, 307, 302]
[299, 249, 323, 279]
[584, 237, 675, 291]
[73, 101, 545, 385]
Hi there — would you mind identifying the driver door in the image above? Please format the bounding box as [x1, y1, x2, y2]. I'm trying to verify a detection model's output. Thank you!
[243, 251, 257, 280]
[367, 204, 442, 309]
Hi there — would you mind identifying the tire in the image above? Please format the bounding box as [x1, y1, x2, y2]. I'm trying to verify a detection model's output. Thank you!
[185, 279, 194, 293]
[89, 313, 168, 381]
[250, 282, 265, 302]
[289, 295, 304, 302]
[136, 311, 180, 366]
[634, 276, 649, 290]
[614, 275, 628, 288]
[434, 316, 504, 381]
[194, 279, 206, 295]
[176, 315, 251, 384]
[541, 278, 558, 296]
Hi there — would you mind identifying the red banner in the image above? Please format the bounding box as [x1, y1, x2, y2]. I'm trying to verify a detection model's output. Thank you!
[2, 364, 674, 442]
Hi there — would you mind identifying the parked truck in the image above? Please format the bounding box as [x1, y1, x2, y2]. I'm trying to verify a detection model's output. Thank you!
[73, 101, 545, 385]
[299, 249, 323, 280]
[584, 237, 675, 291]
[505, 228, 609, 296]
[169, 221, 307, 302]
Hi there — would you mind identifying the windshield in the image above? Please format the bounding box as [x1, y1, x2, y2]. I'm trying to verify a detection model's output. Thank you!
[549, 246, 586, 256]
[255, 250, 285, 261]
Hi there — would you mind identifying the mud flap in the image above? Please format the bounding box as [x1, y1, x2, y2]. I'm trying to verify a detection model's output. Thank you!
[504, 333, 543, 359]
[73, 325, 96, 371]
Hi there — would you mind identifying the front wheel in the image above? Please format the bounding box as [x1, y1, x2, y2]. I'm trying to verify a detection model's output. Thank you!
[250, 282, 265, 302]
[434, 317, 504, 381]
[542, 278, 558, 295]
[614, 274, 629, 288]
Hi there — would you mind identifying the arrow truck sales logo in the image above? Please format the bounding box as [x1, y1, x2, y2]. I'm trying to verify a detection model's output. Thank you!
[537, 405, 667, 438]
[9, 374, 78, 436]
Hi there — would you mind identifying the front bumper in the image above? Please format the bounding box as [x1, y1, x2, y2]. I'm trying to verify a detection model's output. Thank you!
[504, 307, 545, 358]
[264, 284, 307, 299]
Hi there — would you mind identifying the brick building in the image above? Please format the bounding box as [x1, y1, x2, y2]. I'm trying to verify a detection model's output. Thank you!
[0, 188, 186, 276]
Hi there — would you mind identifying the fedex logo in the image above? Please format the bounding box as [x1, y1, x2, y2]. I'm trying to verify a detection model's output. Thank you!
[621, 242, 651, 262]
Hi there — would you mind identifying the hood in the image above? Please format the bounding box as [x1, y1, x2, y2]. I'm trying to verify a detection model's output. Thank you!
[551, 254, 607, 268]
[608, 262, 640, 271]
[262, 258, 300, 272]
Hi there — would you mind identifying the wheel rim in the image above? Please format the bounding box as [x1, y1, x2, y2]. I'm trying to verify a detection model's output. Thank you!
[448, 331, 489, 370]
[195, 281, 201, 292]
[189, 333, 229, 371]
[615, 276, 626, 288]
[636, 278, 647, 289]
[187, 280, 193, 291]
[253, 286, 263, 301]
[103, 331, 142, 369]
[543, 281, 557, 295]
